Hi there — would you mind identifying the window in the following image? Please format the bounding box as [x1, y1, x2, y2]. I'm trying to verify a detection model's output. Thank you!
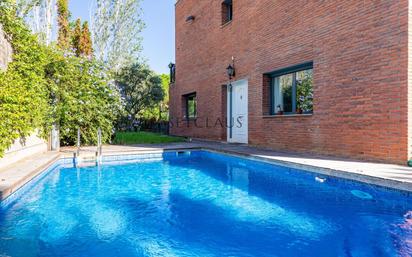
[270, 62, 313, 115]
[222, 0, 233, 24]
[185, 93, 197, 119]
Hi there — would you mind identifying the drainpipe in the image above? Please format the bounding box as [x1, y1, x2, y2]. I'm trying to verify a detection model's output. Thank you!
[229, 83, 233, 139]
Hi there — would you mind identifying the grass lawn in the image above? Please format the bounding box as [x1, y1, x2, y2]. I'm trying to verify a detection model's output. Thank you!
[113, 131, 186, 145]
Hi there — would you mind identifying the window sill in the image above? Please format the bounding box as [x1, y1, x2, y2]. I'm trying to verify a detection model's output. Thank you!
[221, 20, 232, 28]
[262, 113, 313, 119]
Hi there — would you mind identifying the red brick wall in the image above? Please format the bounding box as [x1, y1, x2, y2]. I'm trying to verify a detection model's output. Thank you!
[171, 0, 410, 164]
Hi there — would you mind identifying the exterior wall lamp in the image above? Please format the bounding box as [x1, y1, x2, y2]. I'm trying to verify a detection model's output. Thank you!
[168, 62, 176, 84]
[227, 57, 236, 139]
[186, 15, 195, 22]
[226, 57, 236, 80]
[226, 64, 235, 80]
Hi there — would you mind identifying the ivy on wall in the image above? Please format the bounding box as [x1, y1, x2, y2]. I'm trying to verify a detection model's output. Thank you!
[0, 3, 51, 157]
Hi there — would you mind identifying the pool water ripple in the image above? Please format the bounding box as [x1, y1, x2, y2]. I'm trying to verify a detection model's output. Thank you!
[0, 150, 411, 256]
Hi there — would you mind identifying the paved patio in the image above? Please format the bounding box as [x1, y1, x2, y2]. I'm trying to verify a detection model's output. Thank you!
[1, 140, 412, 201]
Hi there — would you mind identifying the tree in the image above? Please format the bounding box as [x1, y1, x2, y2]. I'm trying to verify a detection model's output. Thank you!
[0, 0, 121, 152]
[15, 0, 57, 45]
[57, 0, 70, 49]
[71, 19, 92, 57]
[140, 74, 170, 121]
[296, 70, 313, 113]
[15, 0, 38, 16]
[46, 55, 121, 145]
[90, 0, 145, 71]
[80, 21, 92, 57]
[115, 63, 164, 130]
[71, 18, 81, 56]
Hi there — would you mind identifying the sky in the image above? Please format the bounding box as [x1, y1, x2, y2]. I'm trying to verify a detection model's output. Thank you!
[69, 0, 175, 74]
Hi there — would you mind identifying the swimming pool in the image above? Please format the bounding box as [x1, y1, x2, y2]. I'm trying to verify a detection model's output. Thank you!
[0, 150, 411, 256]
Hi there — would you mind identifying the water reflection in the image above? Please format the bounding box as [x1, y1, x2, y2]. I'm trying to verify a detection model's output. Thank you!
[227, 164, 249, 192]
[0, 152, 411, 257]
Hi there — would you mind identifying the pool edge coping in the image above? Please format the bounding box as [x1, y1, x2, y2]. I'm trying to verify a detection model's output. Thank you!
[0, 153, 62, 201]
[201, 147, 412, 193]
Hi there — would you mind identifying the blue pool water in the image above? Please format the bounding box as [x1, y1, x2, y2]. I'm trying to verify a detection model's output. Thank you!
[0, 151, 412, 257]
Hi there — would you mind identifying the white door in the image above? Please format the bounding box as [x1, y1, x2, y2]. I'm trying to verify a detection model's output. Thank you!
[227, 79, 248, 144]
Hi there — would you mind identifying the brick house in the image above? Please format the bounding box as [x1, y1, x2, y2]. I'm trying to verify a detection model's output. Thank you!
[169, 0, 412, 164]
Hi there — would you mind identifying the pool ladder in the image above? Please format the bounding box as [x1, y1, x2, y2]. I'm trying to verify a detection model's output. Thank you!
[73, 128, 103, 167]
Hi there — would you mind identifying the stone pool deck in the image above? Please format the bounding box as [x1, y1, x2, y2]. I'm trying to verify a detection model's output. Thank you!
[1, 140, 412, 200]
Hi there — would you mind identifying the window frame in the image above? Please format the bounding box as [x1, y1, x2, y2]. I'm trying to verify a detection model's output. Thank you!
[267, 62, 314, 116]
[184, 93, 197, 120]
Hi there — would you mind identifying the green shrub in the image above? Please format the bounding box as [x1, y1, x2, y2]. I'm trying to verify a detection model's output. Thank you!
[113, 131, 185, 145]
[46, 54, 121, 146]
